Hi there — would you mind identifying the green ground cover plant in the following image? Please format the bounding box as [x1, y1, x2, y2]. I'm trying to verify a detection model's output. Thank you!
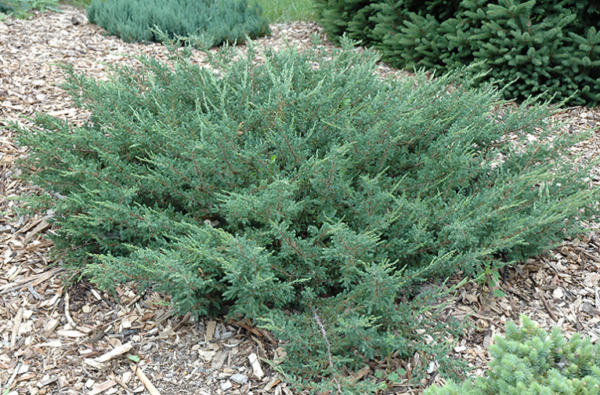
[255, 0, 315, 23]
[63, 0, 316, 23]
[13, 38, 599, 392]
[315, 0, 600, 106]
[60, 0, 90, 7]
[86, 0, 270, 48]
[426, 315, 600, 395]
[0, 0, 61, 18]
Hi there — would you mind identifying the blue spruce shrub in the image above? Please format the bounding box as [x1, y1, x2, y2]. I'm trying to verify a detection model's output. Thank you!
[13, 39, 599, 392]
[86, 0, 270, 47]
[426, 315, 600, 395]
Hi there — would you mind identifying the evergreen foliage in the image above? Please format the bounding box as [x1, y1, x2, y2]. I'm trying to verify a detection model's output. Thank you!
[0, 0, 15, 12]
[0, 0, 61, 18]
[426, 315, 600, 395]
[14, 39, 599, 392]
[86, 0, 270, 48]
[315, 0, 600, 106]
[312, 0, 375, 44]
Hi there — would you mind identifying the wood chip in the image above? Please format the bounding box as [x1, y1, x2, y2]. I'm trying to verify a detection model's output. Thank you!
[64, 292, 77, 327]
[211, 350, 228, 370]
[23, 220, 50, 244]
[131, 365, 161, 395]
[36, 376, 58, 388]
[84, 359, 106, 370]
[57, 330, 88, 338]
[264, 377, 281, 392]
[112, 375, 130, 391]
[38, 340, 62, 347]
[205, 320, 217, 342]
[43, 318, 59, 334]
[5, 362, 21, 390]
[352, 365, 370, 382]
[540, 294, 559, 321]
[582, 302, 600, 316]
[0, 267, 63, 295]
[89, 379, 117, 395]
[249, 353, 264, 379]
[94, 342, 132, 363]
[11, 307, 23, 349]
[198, 349, 216, 362]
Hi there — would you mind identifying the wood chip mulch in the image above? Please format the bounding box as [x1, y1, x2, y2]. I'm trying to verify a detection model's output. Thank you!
[2, 5, 600, 395]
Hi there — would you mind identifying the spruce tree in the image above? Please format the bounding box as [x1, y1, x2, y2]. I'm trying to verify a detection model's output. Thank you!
[313, 0, 376, 44]
[317, 0, 600, 105]
[426, 315, 600, 395]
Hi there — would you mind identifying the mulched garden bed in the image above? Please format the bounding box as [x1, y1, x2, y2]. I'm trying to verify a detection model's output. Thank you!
[1, 5, 600, 395]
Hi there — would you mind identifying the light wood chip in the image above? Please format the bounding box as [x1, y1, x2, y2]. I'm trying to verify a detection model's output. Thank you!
[205, 320, 217, 342]
[10, 308, 23, 349]
[36, 376, 58, 388]
[131, 364, 161, 395]
[57, 330, 88, 338]
[249, 353, 264, 379]
[94, 342, 132, 363]
[89, 379, 117, 395]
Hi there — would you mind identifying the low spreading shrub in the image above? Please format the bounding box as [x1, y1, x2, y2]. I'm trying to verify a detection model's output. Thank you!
[315, 0, 600, 106]
[0, 0, 15, 12]
[0, 0, 61, 18]
[14, 38, 598, 392]
[426, 315, 600, 395]
[86, 0, 270, 48]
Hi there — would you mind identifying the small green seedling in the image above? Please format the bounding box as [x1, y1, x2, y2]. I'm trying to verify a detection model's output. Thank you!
[376, 368, 406, 389]
[128, 355, 141, 363]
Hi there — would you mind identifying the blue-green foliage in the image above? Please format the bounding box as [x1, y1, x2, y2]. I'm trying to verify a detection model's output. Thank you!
[0, 0, 14, 12]
[86, 0, 270, 47]
[13, 39, 598, 392]
[315, 0, 600, 106]
[0, 0, 61, 17]
[426, 315, 600, 395]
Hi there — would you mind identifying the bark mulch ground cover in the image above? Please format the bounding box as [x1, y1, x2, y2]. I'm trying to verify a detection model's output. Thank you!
[2, 5, 600, 395]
